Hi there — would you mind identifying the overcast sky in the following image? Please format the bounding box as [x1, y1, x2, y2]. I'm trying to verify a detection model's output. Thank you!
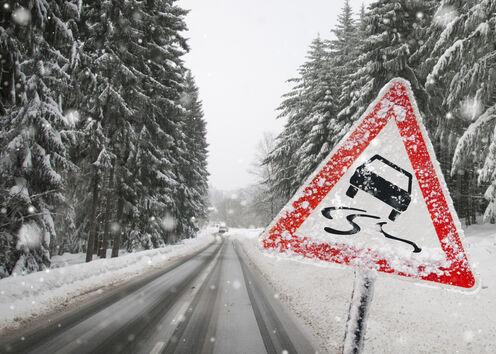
[179, 0, 370, 190]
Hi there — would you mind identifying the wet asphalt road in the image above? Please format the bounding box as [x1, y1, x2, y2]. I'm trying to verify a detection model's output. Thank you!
[0, 238, 316, 354]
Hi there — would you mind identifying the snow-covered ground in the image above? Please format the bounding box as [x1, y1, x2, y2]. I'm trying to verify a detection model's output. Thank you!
[232, 225, 496, 353]
[0, 228, 215, 332]
[50, 249, 127, 268]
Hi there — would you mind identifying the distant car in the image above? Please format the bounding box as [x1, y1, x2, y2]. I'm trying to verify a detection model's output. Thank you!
[346, 154, 412, 221]
[218, 226, 228, 234]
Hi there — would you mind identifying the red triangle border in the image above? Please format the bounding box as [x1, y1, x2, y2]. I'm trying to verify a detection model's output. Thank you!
[260, 78, 476, 289]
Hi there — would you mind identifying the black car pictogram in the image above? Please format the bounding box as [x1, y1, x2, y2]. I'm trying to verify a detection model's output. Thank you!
[346, 154, 412, 221]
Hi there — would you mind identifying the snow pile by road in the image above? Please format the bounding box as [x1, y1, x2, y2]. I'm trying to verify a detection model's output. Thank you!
[0, 229, 215, 331]
[51, 249, 128, 268]
[233, 225, 496, 353]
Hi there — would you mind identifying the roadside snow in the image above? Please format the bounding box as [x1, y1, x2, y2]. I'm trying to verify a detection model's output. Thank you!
[233, 224, 496, 353]
[50, 249, 128, 268]
[0, 229, 215, 331]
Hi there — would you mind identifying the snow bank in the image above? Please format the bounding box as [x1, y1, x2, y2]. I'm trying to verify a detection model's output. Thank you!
[234, 225, 496, 353]
[0, 229, 215, 331]
[50, 249, 129, 268]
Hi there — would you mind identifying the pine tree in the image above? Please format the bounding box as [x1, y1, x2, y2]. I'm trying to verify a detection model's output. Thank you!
[0, 0, 209, 274]
[338, 0, 434, 126]
[423, 0, 496, 222]
[70, 0, 191, 258]
[267, 36, 336, 199]
[293, 37, 337, 185]
[251, 132, 285, 225]
[67, 0, 135, 261]
[134, 0, 191, 245]
[409, 0, 456, 177]
[264, 126, 297, 203]
[0, 1, 75, 276]
[331, 0, 358, 101]
[176, 71, 209, 238]
[324, 0, 361, 157]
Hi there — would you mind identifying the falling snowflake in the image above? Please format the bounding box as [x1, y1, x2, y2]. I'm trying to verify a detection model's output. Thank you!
[161, 214, 176, 231]
[63, 109, 80, 127]
[110, 222, 121, 233]
[460, 97, 483, 121]
[433, 5, 458, 27]
[232, 280, 241, 289]
[463, 330, 474, 343]
[17, 222, 42, 250]
[12, 7, 31, 26]
[132, 11, 142, 22]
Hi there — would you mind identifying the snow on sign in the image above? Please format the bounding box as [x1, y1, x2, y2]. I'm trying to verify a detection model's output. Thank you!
[260, 78, 476, 289]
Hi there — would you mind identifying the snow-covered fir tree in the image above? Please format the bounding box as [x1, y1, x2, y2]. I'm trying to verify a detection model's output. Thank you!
[263, 0, 441, 215]
[70, 0, 194, 258]
[0, 1, 75, 277]
[0, 0, 210, 275]
[175, 71, 209, 238]
[332, 0, 359, 112]
[71, 0, 141, 260]
[293, 37, 338, 186]
[266, 36, 336, 199]
[409, 0, 459, 176]
[250, 132, 286, 225]
[325, 0, 361, 155]
[338, 0, 435, 126]
[421, 0, 496, 222]
[265, 1, 362, 204]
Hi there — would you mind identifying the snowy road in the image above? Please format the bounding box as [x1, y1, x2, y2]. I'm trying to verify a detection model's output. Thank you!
[0, 238, 315, 354]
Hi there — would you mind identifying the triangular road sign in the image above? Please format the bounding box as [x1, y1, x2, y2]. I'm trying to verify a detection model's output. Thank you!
[260, 78, 476, 289]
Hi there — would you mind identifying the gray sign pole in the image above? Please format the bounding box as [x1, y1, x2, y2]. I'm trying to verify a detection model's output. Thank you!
[342, 269, 377, 354]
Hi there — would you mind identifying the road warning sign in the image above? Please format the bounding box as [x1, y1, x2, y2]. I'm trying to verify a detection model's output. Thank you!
[259, 78, 476, 289]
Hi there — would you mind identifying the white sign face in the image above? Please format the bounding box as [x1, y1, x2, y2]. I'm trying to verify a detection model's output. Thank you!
[260, 78, 476, 289]
[295, 119, 448, 274]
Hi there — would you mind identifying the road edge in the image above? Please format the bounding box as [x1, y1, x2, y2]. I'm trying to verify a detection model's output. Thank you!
[234, 238, 324, 353]
[0, 235, 217, 341]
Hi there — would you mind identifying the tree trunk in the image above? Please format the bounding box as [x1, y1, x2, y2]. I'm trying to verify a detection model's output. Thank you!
[469, 169, 477, 225]
[85, 170, 100, 263]
[126, 221, 136, 253]
[99, 164, 115, 258]
[111, 194, 125, 258]
[94, 233, 100, 255]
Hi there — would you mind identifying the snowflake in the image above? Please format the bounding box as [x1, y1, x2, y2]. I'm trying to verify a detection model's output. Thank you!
[12, 7, 32, 26]
[433, 5, 458, 27]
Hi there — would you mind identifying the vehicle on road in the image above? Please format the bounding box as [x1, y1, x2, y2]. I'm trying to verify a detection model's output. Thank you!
[218, 226, 228, 234]
[346, 154, 412, 221]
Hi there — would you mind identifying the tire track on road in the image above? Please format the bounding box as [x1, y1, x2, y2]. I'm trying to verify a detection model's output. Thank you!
[234, 240, 316, 354]
[164, 241, 225, 354]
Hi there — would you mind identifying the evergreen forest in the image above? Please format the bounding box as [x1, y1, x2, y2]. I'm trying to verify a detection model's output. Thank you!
[260, 0, 496, 229]
[0, 0, 209, 277]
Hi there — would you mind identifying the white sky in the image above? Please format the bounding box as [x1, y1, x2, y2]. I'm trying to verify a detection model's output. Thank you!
[179, 0, 370, 190]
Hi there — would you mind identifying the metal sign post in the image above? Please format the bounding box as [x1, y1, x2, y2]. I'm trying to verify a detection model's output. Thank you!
[342, 269, 377, 354]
